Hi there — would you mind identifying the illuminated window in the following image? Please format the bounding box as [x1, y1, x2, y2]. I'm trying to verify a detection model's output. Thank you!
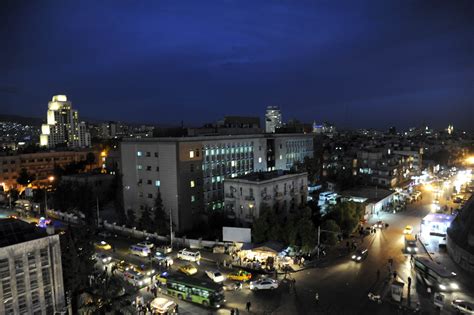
[155, 180, 161, 187]
[137, 151, 142, 157]
[258, 157, 262, 163]
[190, 180, 195, 188]
[191, 195, 196, 202]
[137, 165, 142, 170]
[189, 150, 195, 158]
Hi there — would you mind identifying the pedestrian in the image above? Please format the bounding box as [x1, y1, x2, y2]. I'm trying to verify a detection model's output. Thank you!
[246, 301, 251, 312]
[235, 308, 240, 315]
[231, 309, 235, 315]
[393, 270, 397, 279]
[408, 276, 412, 289]
[175, 304, 179, 313]
[300, 257, 305, 267]
[315, 292, 319, 304]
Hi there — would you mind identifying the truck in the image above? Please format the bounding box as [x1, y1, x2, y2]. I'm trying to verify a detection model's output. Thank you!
[405, 235, 418, 253]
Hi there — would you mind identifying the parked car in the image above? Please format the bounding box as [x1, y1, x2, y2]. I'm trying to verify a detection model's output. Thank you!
[451, 299, 474, 314]
[227, 270, 252, 281]
[150, 297, 177, 314]
[351, 248, 368, 262]
[374, 221, 384, 229]
[133, 264, 157, 277]
[249, 278, 279, 291]
[205, 270, 225, 283]
[178, 264, 198, 276]
[123, 270, 151, 287]
[94, 241, 112, 251]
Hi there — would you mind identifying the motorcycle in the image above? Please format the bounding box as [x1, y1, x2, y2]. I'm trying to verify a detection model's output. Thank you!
[368, 292, 382, 304]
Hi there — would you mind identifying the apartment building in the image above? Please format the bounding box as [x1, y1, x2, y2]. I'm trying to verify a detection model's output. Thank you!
[0, 150, 101, 190]
[224, 171, 308, 225]
[120, 133, 313, 232]
[0, 219, 65, 315]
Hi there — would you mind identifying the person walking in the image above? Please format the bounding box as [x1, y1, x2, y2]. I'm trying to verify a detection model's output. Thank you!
[235, 308, 240, 315]
[246, 301, 251, 312]
[231, 309, 235, 315]
[315, 292, 319, 304]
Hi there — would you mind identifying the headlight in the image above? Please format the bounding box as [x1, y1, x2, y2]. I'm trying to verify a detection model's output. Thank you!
[216, 304, 221, 308]
[357, 257, 361, 261]
[439, 284, 447, 290]
[414, 248, 418, 252]
[352, 255, 356, 259]
[151, 269, 155, 273]
[102, 259, 107, 263]
[450, 283, 459, 290]
[139, 281, 143, 286]
[407, 248, 412, 252]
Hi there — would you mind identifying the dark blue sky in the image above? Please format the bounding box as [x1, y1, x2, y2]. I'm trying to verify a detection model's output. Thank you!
[1, 0, 473, 130]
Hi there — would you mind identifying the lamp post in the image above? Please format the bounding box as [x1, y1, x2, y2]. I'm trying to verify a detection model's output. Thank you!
[44, 176, 55, 215]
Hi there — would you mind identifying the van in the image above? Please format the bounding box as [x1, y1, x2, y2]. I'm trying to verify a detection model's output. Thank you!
[123, 270, 150, 287]
[176, 249, 201, 262]
[129, 244, 151, 257]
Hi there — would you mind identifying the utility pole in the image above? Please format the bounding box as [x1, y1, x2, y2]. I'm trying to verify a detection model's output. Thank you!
[317, 225, 321, 259]
[169, 208, 173, 249]
[96, 197, 100, 227]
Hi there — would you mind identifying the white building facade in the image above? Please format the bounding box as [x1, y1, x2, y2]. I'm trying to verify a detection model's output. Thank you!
[0, 219, 65, 315]
[224, 171, 308, 224]
[120, 133, 313, 232]
[265, 106, 282, 133]
[40, 95, 91, 148]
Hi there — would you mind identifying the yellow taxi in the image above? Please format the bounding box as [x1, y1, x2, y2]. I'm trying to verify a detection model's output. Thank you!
[227, 270, 252, 281]
[94, 241, 112, 250]
[178, 264, 198, 276]
[403, 225, 413, 235]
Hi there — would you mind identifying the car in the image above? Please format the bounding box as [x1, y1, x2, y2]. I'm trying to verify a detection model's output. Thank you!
[205, 270, 225, 283]
[178, 264, 198, 275]
[123, 270, 151, 287]
[227, 270, 252, 281]
[403, 225, 413, 235]
[115, 260, 133, 273]
[133, 264, 157, 277]
[94, 253, 112, 264]
[249, 278, 279, 291]
[137, 241, 154, 249]
[150, 297, 177, 314]
[94, 240, 112, 250]
[153, 251, 174, 266]
[452, 299, 474, 314]
[351, 248, 368, 262]
[176, 249, 201, 262]
[374, 221, 384, 229]
[129, 244, 151, 257]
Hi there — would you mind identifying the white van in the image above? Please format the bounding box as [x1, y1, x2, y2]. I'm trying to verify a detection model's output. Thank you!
[123, 270, 150, 287]
[176, 249, 201, 262]
[129, 244, 151, 257]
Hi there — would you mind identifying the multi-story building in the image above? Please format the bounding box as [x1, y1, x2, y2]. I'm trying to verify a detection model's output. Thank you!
[224, 171, 308, 225]
[120, 133, 313, 231]
[0, 150, 101, 190]
[40, 95, 91, 148]
[265, 106, 282, 133]
[0, 218, 65, 314]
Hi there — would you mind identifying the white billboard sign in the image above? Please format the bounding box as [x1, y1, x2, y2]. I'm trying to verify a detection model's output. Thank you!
[223, 227, 251, 243]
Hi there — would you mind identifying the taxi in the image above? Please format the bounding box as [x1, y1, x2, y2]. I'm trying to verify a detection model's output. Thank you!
[178, 264, 198, 276]
[403, 225, 413, 235]
[94, 241, 112, 251]
[227, 270, 252, 281]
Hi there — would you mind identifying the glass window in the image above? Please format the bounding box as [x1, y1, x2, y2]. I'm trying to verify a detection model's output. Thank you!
[189, 150, 195, 158]
[137, 151, 142, 157]
[42, 267, 51, 286]
[191, 195, 196, 202]
[155, 180, 161, 187]
[40, 248, 48, 266]
[146, 166, 152, 171]
[137, 165, 143, 170]
[154, 152, 159, 157]
[146, 152, 151, 157]
[147, 180, 152, 185]
[0, 258, 9, 278]
[190, 180, 195, 188]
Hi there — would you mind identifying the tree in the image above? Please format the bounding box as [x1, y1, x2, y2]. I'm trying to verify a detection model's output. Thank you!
[138, 206, 154, 231]
[16, 168, 35, 186]
[152, 189, 168, 234]
[252, 204, 272, 243]
[86, 152, 96, 172]
[296, 207, 317, 253]
[320, 219, 341, 245]
[293, 156, 321, 184]
[60, 225, 96, 312]
[111, 172, 126, 225]
[326, 201, 364, 236]
[126, 209, 136, 227]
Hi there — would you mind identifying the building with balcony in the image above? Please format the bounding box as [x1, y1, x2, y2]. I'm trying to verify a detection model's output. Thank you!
[224, 170, 308, 225]
[120, 133, 313, 232]
[0, 218, 65, 314]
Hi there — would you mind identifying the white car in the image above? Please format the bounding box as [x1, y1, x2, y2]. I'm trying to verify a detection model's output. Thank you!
[137, 241, 154, 249]
[153, 251, 174, 266]
[205, 270, 225, 283]
[94, 253, 112, 264]
[151, 297, 176, 314]
[249, 278, 279, 291]
[452, 300, 474, 314]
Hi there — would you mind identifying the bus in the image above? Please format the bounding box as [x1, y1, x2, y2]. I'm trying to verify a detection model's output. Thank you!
[162, 273, 225, 308]
[412, 257, 459, 291]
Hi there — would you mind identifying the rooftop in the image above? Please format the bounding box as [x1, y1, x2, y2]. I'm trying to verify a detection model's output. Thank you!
[0, 218, 48, 248]
[341, 186, 394, 203]
[228, 170, 307, 183]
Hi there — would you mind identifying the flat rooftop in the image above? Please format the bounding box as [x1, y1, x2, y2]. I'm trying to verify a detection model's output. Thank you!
[341, 186, 394, 202]
[122, 133, 312, 143]
[0, 218, 48, 247]
[229, 170, 306, 182]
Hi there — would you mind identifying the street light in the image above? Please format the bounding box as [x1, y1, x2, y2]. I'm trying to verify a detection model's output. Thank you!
[44, 176, 55, 214]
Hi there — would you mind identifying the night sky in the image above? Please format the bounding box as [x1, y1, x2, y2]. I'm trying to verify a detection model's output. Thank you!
[1, 0, 473, 130]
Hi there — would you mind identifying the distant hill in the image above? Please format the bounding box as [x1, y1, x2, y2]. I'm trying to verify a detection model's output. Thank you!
[0, 114, 43, 126]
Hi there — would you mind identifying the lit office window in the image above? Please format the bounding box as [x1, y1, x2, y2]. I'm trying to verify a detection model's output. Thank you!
[190, 180, 195, 188]
[189, 150, 195, 158]
[155, 180, 161, 187]
[137, 165, 143, 170]
[137, 151, 142, 157]
[258, 157, 262, 163]
[191, 195, 196, 202]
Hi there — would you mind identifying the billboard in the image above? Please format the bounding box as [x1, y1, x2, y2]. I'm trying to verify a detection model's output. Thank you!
[222, 227, 251, 243]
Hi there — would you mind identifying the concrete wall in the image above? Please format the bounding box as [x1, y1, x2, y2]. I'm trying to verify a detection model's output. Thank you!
[447, 233, 474, 274]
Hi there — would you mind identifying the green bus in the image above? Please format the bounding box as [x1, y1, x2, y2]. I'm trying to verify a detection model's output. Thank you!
[163, 273, 225, 308]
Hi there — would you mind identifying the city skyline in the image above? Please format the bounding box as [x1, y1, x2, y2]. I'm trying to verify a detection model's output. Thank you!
[1, 0, 473, 131]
